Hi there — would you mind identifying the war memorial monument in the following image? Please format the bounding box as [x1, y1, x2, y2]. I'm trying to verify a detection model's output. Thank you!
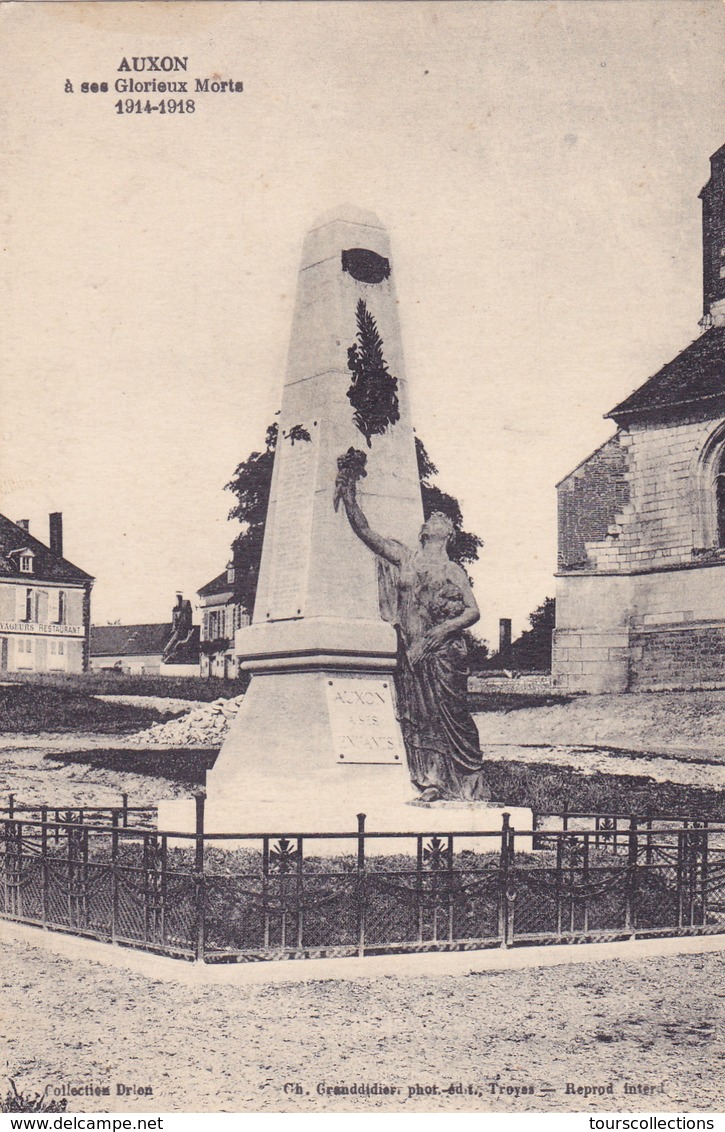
[159, 208, 531, 838]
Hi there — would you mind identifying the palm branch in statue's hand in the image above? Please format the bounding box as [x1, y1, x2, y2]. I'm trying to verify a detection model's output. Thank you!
[334, 447, 368, 512]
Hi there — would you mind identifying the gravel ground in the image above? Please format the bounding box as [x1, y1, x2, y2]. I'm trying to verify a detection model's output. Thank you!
[0, 733, 721, 811]
[477, 742, 725, 791]
[474, 690, 725, 756]
[1, 938, 722, 1114]
[0, 741, 190, 809]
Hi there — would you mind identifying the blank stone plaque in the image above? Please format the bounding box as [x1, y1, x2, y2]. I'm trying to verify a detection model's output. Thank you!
[325, 676, 406, 764]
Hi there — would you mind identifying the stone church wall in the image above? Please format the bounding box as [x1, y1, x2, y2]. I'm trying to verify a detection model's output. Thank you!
[630, 622, 725, 691]
[557, 434, 630, 569]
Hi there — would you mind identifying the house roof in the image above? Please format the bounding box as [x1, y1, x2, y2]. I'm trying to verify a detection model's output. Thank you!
[90, 623, 172, 658]
[91, 619, 200, 662]
[0, 514, 93, 583]
[607, 327, 725, 423]
[197, 570, 234, 599]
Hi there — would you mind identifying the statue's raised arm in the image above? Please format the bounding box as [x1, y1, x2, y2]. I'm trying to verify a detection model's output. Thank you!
[334, 448, 403, 567]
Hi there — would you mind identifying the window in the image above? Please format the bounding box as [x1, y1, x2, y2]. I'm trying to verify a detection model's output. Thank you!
[717, 449, 725, 548]
[25, 589, 33, 621]
[696, 423, 725, 552]
[34, 591, 48, 623]
[57, 591, 66, 624]
[20, 555, 33, 573]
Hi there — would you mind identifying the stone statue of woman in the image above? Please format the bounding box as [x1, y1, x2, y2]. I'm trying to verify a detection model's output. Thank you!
[335, 449, 489, 803]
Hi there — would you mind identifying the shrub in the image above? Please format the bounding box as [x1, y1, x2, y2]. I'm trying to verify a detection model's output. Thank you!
[1, 1079, 67, 1113]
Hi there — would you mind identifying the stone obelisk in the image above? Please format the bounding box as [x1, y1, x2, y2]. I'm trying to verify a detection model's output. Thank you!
[203, 207, 423, 828]
[158, 207, 532, 839]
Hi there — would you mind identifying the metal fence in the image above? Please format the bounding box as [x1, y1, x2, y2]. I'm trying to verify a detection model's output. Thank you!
[1, 796, 723, 963]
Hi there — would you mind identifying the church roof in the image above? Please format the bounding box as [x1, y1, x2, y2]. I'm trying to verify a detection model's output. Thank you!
[607, 327, 725, 423]
[0, 513, 93, 583]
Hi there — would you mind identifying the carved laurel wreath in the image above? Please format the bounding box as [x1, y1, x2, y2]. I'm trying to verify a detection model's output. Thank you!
[346, 300, 401, 446]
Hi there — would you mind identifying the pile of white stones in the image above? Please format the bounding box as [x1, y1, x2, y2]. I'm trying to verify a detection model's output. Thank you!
[130, 695, 245, 747]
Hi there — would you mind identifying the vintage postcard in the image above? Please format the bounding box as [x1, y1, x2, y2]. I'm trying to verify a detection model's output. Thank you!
[0, 0, 723, 1121]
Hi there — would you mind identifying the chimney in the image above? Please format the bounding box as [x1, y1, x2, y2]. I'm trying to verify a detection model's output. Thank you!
[16, 519, 29, 532]
[498, 618, 513, 669]
[49, 512, 63, 557]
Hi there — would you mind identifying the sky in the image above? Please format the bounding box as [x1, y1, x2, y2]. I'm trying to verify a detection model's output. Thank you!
[1, 0, 724, 647]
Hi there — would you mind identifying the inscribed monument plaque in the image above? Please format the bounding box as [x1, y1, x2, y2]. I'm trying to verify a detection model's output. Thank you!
[325, 675, 405, 764]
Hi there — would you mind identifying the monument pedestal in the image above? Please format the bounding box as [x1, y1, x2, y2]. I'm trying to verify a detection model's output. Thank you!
[158, 791, 533, 857]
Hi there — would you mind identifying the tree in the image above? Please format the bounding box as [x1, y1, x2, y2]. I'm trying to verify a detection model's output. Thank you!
[510, 597, 556, 671]
[226, 424, 485, 614]
[415, 437, 484, 570]
[224, 422, 278, 614]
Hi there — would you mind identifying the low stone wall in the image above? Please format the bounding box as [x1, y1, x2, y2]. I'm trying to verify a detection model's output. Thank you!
[468, 674, 552, 695]
[630, 622, 725, 692]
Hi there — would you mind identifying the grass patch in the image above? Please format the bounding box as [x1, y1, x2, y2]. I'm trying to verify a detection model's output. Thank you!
[46, 747, 725, 819]
[6, 670, 243, 701]
[48, 746, 218, 783]
[1, 1080, 67, 1113]
[468, 691, 572, 713]
[485, 759, 725, 820]
[0, 685, 181, 733]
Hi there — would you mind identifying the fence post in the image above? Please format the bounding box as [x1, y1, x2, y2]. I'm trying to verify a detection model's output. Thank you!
[699, 826, 708, 928]
[193, 792, 206, 962]
[121, 794, 129, 829]
[625, 816, 639, 938]
[582, 833, 590, 934]
[550, 829, 564, 941]
[676, 828, 685, 928]
[295, 837, 304, 950]
[111, 811, 119, 943]
[498, 812, 512, 948]
[447, 834, 454, 943]
[41, 806, 49, 929]
[356, 813, 366, 958]
[645, 819, 654, 866]
[7, 795, 14, 820]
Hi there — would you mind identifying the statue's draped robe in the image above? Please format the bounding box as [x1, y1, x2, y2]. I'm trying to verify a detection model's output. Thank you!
[377, 545, 489, 801]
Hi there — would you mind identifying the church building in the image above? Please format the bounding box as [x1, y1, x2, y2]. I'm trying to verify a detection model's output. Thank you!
[0, 512, 93, 674]
[553, 142, 725, 694]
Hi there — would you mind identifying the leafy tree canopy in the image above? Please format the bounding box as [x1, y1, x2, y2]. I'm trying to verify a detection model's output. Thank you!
[510, 597, 556, 672]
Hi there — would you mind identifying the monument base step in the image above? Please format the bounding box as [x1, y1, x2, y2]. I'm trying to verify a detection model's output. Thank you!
[156, 795, 533, 856]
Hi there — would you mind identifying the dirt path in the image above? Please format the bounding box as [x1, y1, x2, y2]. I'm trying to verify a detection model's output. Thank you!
[1, 936, 722, 1114]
